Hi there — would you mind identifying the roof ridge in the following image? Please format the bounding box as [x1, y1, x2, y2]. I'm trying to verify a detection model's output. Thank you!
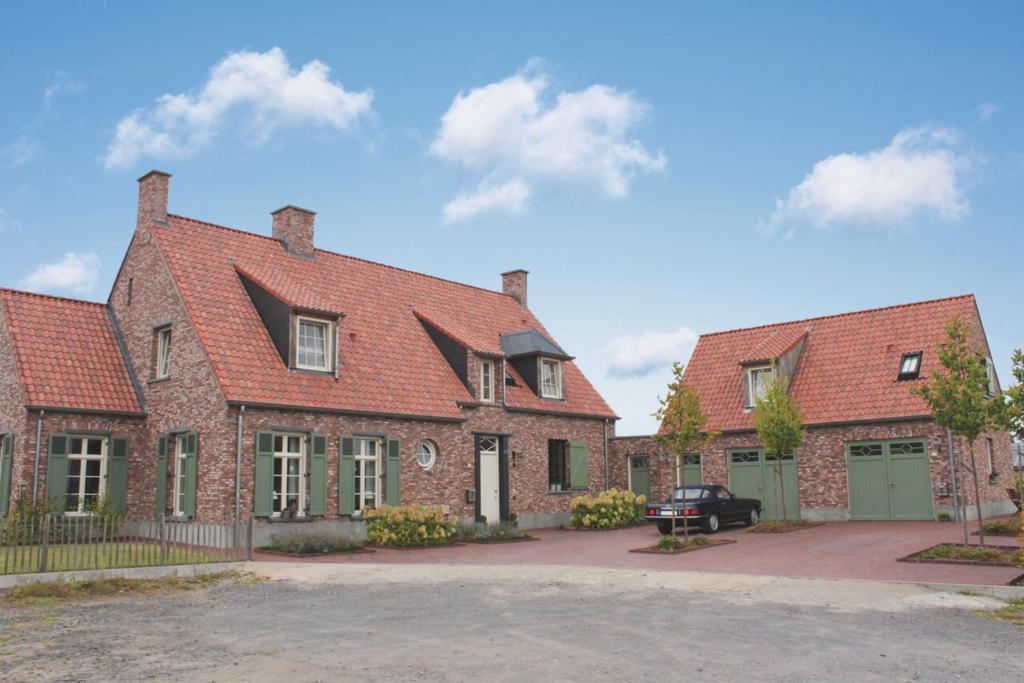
[0, 286, 107, 307]
[168, 213, 518, 302]
[700, 294, 976, 339]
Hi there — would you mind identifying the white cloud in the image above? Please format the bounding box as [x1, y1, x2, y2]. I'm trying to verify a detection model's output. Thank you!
[764, 126, 968, 235]
[974, 102, 999, 123]
[442, 178, 529, 224]
[104, 47, 374, 169]
[603, 327, 698, 379]
[4, 135, 40, 168]
[21, 252, 101, 295]
[431, 61, 665, 222]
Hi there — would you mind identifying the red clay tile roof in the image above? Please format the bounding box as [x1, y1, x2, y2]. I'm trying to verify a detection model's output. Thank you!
[680, 294, 985, 433]
[0, 289, 142, 414]
[151, 215, 616, 420]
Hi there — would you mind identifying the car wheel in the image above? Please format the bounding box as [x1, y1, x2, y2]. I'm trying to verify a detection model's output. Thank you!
[656, 522, 673, 535]
[703, 513, 720, 534]
[745, 508, 760, 527]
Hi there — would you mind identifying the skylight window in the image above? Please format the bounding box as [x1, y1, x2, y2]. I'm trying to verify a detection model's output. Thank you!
[898, 352, 922, 380]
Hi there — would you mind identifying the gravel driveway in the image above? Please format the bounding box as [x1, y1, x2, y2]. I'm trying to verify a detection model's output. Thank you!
[1, 563, 1021, 682]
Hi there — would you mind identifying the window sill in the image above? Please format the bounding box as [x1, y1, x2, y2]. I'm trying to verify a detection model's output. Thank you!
[148, 376, 171, 385]
[547, 490, 573, 496]
[267, 516, 314, 524]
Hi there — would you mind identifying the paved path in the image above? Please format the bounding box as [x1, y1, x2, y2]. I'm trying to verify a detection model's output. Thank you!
[2, 564, 1021, 682]
[255, 518, 1023, 586]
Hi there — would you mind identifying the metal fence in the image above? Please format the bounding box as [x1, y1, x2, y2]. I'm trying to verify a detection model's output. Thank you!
[0, 514, 252, 576]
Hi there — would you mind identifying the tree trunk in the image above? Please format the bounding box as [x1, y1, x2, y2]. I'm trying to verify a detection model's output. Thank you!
[776, 460, 787, 521]
[968, 443, 985, 546]
[958, 450, 968, 546]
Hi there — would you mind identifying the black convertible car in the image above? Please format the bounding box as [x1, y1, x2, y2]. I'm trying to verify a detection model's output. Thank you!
[644, 484, 762, 534]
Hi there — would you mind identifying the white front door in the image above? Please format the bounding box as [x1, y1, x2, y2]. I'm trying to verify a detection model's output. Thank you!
[478, 436, 500, 524]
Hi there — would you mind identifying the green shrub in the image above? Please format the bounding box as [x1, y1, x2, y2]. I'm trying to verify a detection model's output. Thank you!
[264, 530, 362, 555]
[936, 511, 952, 522]
[569, 489, 646, 529]
[982, 518, 1020, 535]
[656, 535, 682, 551]
[365, 505, 457, 547]
[454, 521, 529, 542]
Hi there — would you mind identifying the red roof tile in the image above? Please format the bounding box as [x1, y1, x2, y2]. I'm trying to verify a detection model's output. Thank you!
[680, 295, 985, 432]
[151, 215, 616, 420]
[0, 289, 142, 414]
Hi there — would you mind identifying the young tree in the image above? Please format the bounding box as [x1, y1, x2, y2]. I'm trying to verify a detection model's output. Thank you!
[654, 362, 720, 539]
[754, 371, 805, 521]
[1006, 349, 1024, 497]
[912, 318, 1008, 546]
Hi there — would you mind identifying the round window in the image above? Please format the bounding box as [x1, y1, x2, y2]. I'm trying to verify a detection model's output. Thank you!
[415, 441, 437, 470]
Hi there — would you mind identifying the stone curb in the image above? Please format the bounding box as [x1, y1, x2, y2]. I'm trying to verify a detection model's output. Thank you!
[0, 561, 242, 590]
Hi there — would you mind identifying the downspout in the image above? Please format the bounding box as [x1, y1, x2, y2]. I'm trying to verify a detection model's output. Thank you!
[946, 428, 965, 543]
[603, 419, 610, 490]
[32, 410, 44, 507]
[501, 358, 508, 409]
[235, 405, 246, 523]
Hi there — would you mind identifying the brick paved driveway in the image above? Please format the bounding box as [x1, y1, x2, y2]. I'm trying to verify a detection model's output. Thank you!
[255, 517, 1023, 586]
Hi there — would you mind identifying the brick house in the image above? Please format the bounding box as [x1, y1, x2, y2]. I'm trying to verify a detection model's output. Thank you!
[0, 171, 617, 539]
[610, 296, 1015, 522]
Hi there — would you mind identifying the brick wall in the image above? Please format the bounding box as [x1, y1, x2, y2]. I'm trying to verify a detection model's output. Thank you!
[0, 304, 30, 504]
[610, 420, 1016, 520]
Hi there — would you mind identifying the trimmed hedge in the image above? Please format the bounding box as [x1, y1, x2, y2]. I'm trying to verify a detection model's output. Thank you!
[263, 530, 362, 555]
[569, 489, 647, 530]
[365, 505, 457, 547]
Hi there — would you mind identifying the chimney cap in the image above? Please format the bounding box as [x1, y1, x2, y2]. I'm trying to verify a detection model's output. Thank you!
[271, 204, 316, 216]
[500, 268, 529, 276]
[137, 169, 172, 183]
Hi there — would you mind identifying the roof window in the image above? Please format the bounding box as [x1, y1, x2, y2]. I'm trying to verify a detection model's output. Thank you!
[898, 352, 922, 380]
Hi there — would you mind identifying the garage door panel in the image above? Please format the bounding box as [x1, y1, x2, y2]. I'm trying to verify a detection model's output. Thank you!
[629, 457, 651, 501]
[887, 443, 933, 520]
[847, 440, 933, 521]
[847, 455, 890, 520]
[765, 458, 800, 521]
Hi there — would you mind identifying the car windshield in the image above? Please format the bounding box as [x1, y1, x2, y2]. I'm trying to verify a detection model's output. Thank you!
[672, 487, 707, 501]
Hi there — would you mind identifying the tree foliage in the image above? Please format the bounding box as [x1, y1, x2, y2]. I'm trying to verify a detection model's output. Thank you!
[754, 370, 805, 520]
[653, 362, 720, 537]
[912, 318, 1009, 545]
[1005, 348, 1024, 443]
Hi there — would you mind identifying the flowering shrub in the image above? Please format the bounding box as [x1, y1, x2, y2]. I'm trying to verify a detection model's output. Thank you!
[365, 505, 457, 547]
[569, 489, 646, 530]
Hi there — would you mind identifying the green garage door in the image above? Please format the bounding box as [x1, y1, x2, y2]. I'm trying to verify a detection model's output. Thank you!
[677, 454, 702, 486]
[629, 456, 651, 501]
[728, 449, 800, 520]
[847, 439, 933, 520]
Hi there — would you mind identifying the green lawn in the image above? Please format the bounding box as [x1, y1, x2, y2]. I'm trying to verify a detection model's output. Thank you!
[0, 542, 240, 575]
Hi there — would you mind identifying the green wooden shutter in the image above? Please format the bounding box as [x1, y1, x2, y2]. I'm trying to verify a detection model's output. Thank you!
[385, 439, 401, 506]
[569, 440, 589, 490]
[108, 438, 129, 514]
[155, 436, 168, 516]
[310, 435, 327, 516]
[184, 433, 198, 517]
[254, 432, 274, 517]
[338, 436, 355, 515]
[46, 434, 69, 514]
[0, 435, 12, 516]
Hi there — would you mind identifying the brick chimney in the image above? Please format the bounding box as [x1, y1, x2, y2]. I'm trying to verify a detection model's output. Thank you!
[502, 269, 528, 307]
[272, 205, 316, 258]
[137, 170, 171, 232]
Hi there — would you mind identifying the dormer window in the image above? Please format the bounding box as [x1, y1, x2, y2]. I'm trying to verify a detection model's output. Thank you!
[898, 352, 922, 380]
[480, 359, 495, 403]
[295, 316, 332, 372]
[746, 366, 773, 407]
[540, 358, 563, 399]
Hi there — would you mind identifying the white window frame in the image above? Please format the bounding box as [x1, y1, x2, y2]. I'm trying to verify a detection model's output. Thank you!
[747, 366, 774, 407]
[480, 360, 495, 403]
[540, 358, 563, 399]
[173, 436, 188, 517]
[271, 433, 306, 518]
[295, 316, 332, 372]
[900, 353, 921, 376]
[156, 327, 172, 379]
[985, 437, 994, 476]
[415, 441, 437, 470]
[353, 437, 382, 514]
[65, 437, 108, 515]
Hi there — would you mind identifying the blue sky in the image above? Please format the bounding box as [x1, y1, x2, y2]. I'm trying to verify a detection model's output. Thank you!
[1, 1, 1021, 434]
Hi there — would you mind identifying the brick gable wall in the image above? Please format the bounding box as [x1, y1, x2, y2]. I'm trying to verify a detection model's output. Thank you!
[0, 304, 30, 504]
